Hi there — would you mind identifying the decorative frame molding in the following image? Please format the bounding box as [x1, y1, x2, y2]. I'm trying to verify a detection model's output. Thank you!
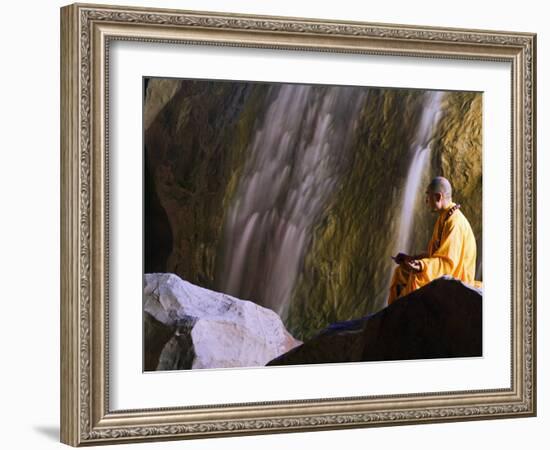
[60, 3, 536, 446]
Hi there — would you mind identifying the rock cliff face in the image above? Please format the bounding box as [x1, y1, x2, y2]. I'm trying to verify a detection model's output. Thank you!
[143, 273, 301, 371]
[144, 79, 269, 283]
[268, 277, 482, 366]
[144, 79, 482, 342]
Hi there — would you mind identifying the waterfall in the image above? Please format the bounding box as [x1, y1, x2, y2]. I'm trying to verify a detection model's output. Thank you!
[218, 84, 366, 319]
[393, 91, 444, 256]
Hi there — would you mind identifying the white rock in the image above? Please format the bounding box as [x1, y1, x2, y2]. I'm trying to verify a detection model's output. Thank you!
[144, 273, 301, 370]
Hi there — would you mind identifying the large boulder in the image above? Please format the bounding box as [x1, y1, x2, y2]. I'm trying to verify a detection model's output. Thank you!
[268, 277, 482, 366]
[144, 273, 301, 370]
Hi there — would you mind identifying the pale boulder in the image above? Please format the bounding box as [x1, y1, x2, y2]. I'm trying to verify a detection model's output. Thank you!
[144, 273, 301, 370]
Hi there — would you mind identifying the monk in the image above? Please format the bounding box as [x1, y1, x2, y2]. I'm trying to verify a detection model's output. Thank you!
[387, 176, 481, 305]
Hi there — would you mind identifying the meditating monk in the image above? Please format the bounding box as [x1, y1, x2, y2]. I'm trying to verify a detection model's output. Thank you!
[387, 176, 481, 305]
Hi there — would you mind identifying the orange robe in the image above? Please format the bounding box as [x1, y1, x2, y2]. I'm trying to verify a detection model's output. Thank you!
[387, 202, 481, 305]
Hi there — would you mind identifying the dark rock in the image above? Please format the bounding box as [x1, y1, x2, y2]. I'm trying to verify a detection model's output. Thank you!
[143, 155, 172, 274]
[267, 277, 482, 366]
[156, 317, 197, 371]
[143, 312, 174, 371]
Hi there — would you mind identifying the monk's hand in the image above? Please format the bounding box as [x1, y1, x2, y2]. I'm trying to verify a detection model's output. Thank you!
[404, 259, 422, 273]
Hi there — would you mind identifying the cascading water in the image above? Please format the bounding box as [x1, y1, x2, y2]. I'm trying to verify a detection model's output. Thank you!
[218, 84, 366, 319]
[393, 91, 445, 256]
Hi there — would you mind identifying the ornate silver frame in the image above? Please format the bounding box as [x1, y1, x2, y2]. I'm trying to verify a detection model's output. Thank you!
[60, 3, 536, 446]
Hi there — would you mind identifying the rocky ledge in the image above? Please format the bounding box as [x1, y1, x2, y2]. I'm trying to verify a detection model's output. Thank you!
[267, 277, 482, 366]
[144, 273, 301, 371]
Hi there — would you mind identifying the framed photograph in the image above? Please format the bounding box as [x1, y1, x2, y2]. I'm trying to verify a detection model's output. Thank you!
[60, 3, 536, 446]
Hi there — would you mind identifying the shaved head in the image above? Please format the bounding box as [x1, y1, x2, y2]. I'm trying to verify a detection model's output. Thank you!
[427, 176, 452, 200]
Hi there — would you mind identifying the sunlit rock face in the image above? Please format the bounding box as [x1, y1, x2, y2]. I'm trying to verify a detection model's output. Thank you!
[143, 273, 301, 371]
[144, 79, 482, 342]
[267, 277, 482, 366]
